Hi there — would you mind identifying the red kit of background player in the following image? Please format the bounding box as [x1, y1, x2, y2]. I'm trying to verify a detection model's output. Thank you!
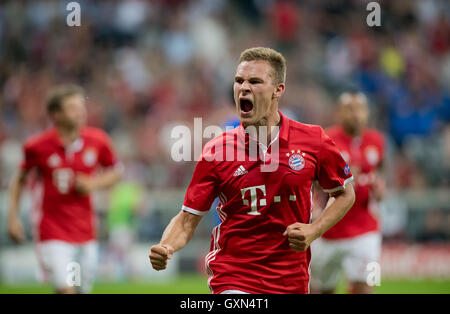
[321, 125, 385, 240]
[21, 127, 119, 243]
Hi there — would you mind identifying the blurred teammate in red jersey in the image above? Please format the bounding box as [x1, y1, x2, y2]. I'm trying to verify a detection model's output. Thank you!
[310, 92, 386, 294]
[8, 84, 122, 294]
[149, 47, 355, 294]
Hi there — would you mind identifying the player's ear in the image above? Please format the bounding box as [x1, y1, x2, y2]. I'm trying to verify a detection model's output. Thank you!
[273, 83, 285, 99]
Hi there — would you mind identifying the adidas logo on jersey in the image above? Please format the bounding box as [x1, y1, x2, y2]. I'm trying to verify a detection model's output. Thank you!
[233, 165, 248, 177]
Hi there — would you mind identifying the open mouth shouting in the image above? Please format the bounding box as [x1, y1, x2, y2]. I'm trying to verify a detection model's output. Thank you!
[239, 98, 254, 116]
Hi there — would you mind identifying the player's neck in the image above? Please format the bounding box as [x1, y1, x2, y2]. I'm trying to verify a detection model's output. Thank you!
[342, 125, 362, 138]
[247, 111, 281, 144]
[266, 111, 281, 142]
[56, 126, 81, 146]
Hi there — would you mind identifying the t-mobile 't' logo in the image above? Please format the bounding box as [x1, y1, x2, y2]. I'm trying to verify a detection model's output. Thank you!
[240, 185, 266, 216]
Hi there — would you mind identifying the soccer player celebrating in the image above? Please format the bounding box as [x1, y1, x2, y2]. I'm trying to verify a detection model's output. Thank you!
[149, 47, 355, 294]
[310, 92, 386, 294]
[8, 84, 122, 294]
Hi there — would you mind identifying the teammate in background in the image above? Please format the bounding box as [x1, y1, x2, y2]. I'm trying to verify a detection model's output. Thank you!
[7, 84, 122, 294]
[149, 47, 355, 294]
[310, 92, 386, 294]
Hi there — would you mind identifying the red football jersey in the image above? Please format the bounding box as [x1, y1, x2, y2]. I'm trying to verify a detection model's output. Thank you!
[182, 111, 353, 294]
[322, 126, 385, 239]
[21, 127, 119, 243]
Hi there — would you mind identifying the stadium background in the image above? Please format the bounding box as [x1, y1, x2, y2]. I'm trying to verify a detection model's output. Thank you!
[0, 0, 449, 293]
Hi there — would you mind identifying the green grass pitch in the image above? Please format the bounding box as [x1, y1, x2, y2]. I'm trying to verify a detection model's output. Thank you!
[1, 274, 449, 294]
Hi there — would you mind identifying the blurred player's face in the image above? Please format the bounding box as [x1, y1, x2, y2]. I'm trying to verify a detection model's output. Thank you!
[55, 94, 87, 130]
[338, 94, 369, 136]
[234, 60, 284, 127]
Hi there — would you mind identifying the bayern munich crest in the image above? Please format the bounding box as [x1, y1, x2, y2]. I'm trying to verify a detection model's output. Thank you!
[287, 150, 305, 171]
[83, 149, 98, 167]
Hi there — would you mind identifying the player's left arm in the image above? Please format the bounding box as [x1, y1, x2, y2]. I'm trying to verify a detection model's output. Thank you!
[75, 132, 123, 194]
[284, 127, 355, 251]
[284, 184, 355, 251]
[371, 134, 387, 202]
[311, 181, 329, 222]
[371, 161, 386, 202]
[75, 165, 123, 194]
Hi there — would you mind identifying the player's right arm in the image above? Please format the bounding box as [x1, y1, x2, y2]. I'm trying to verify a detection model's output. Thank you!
[371, 134, 387, 202]
[7, 169, 29, 243]
[149, 210, 203, 271]
[150, 141, 219, 271]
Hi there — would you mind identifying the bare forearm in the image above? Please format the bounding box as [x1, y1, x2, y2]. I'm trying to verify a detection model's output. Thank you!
[312, 183, 355, 237]
[7, 171, 28, 243]
[91, 167, 122, 190]
[8, 172, 26, 220]
[160, 211, 202, 252]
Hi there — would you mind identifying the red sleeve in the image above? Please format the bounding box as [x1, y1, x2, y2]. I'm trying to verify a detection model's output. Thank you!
[317, 127, 353, 193]
[20, 141, 38, 171]
[182, 151, 219, 216]
[98, 132, 119, 168]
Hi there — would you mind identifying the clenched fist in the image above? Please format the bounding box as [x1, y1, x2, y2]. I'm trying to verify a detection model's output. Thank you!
[283, 222, 320, 252]
[149, 244, 174, 271]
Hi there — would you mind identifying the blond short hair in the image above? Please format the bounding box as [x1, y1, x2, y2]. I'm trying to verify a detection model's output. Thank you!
[238, 47, 287, 84]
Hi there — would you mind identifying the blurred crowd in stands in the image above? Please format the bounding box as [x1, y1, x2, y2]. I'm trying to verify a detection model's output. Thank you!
[0, 0, 449, 243]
